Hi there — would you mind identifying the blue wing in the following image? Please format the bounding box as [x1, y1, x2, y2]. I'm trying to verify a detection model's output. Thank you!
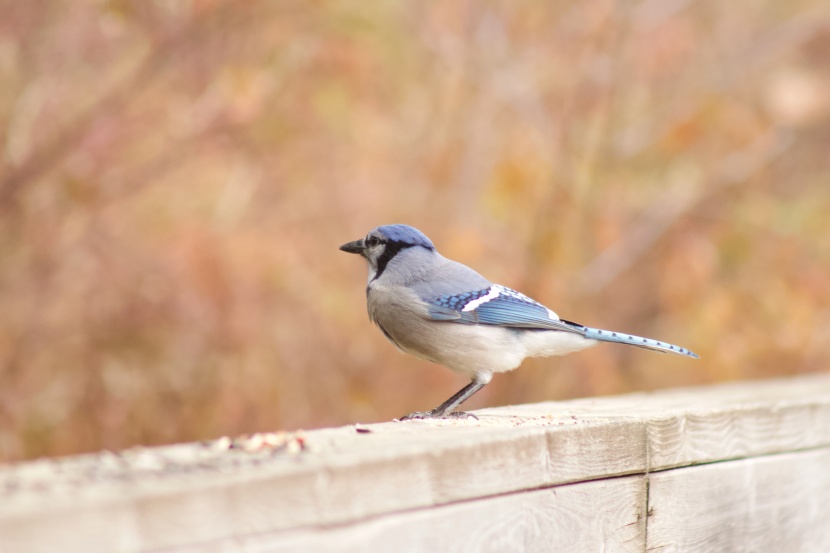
[425, 284, 699, 358]
[426, 285, 580, 333]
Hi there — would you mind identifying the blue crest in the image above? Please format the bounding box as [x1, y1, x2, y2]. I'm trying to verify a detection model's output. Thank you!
[375, 225, 434, 249]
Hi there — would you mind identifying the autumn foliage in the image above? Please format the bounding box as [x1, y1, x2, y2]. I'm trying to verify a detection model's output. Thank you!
[1, 1, 829, 460]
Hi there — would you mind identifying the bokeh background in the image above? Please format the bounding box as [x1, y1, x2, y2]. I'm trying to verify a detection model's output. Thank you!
[1, 0, 829, 461]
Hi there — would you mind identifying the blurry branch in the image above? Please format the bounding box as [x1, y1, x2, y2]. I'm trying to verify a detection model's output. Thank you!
[454, 11, 515, 219]
[730, 4, 830, 82]
[575, 5, 828, 295]
[0, 3, 246, 214]
[0, 57, 156, 211]
[633, 0, 693, 30]
[575, 129, 792, 295]
[617, 5, 830, 159]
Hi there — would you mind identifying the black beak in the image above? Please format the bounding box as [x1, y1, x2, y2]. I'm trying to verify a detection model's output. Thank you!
[339, 238, 365, 254]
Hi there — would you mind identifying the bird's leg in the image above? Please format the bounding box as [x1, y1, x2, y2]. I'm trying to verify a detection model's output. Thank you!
[399, 373, 492, 421]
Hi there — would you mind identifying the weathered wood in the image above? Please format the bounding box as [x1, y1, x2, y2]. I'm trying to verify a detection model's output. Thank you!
[186, 475, 647, 553]
[0, 374, 829, 553]
[647, 448, 830, 552]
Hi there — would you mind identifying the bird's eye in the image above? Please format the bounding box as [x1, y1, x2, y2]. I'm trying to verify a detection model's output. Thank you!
[366, 236, 381, 247]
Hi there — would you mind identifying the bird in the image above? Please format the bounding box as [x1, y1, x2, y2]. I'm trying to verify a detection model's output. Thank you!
[340, 224, 698, 420]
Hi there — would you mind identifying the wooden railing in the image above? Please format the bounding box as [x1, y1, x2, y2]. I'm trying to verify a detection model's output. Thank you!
[2, 374, 830, 552]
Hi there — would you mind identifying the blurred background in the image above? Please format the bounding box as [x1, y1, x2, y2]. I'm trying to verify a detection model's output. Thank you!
[1, 0, 829, 461]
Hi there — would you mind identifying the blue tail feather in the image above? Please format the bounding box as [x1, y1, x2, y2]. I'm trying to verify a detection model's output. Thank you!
[580, 325, 699, 359]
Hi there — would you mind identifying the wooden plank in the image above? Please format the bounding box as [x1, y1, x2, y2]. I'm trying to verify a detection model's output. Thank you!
[0, 418, 651, 552]
[647, 448, 830, 552]
[0, 374, 829, 553]
[173, 475, 647, 553]
[492, 375, 830, 469]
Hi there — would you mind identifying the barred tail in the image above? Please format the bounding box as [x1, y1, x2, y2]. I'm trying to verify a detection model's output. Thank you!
[578, 324, 699, 359]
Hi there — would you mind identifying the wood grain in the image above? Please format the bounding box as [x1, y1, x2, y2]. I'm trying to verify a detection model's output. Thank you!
[0, 374, 829, 553]
[177, 475, 648, 553]
[647, 448, 830, 552]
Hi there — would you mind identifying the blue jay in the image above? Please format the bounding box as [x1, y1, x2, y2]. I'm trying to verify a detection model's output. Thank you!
[340, 224, 698, 420]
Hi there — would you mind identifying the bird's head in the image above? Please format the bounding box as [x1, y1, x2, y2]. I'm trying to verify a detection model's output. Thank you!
[340, 224, 435, 283]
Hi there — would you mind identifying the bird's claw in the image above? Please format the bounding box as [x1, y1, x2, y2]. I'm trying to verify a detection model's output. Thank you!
[398, 410, 478, 421]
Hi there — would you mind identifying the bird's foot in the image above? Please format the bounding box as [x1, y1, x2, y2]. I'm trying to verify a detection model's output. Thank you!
[398, 410, 478, 421]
